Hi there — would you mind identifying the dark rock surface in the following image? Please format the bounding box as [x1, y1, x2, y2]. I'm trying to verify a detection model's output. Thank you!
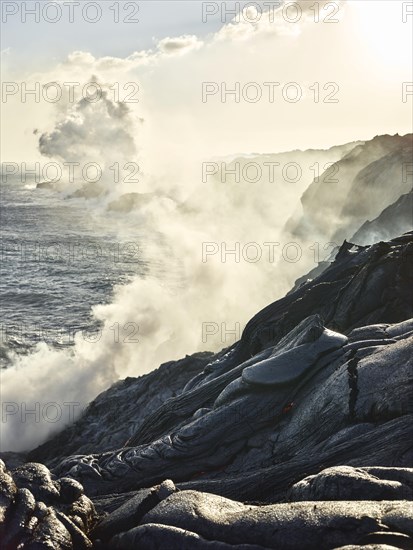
[49, 316, 412, 499]
[28, 352, 213, 465]
[99, 488, 413, 549]
[287, 133, 413, 244]
[1, 233, 412, 549]
[44, 237, 412, 503]
[0, 460, 96, 549]
[351, 189, 413, 246]
[36, 181, 55, 190]
[107, 192, 157, 213]
[288, 466, 413, 501]
[29, 233, 413, 475]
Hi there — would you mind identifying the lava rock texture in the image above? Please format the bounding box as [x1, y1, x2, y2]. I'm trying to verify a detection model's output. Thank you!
[1, 232, 412, 549]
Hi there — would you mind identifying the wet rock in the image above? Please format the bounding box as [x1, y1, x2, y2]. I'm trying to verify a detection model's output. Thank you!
[31, 235, 413, 470]
[242, 328, 347, 387]
[58, 477, 84, 503]
[91, 487, 159, 542]
[12, 462, 60, 502]
[36, 181, 54, 190]
[91, 480, 177, 543]
[333, 546, 404, 550]
[51, 313, 412, 499]
[29, 352, 213, 465]
[138, 491, 412, 550]
[0, 461, 96, 549]
[288, 466, 410, 501]
[2, 233, 412, 548]
[108, 523, 271, 549]
[359, 531, 413, 549]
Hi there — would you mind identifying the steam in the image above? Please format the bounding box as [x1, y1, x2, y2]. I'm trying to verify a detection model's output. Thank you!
[1, 0, 411, 452]
[0, 140, 353, 453]
[38, 92, 137, 165]
[35, 83, 141, 197]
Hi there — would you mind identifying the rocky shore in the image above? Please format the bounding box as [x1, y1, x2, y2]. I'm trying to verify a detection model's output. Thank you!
[1, 231, 412, 549]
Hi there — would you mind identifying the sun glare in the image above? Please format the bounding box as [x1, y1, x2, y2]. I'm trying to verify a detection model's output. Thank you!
[350, 0, 412, 69]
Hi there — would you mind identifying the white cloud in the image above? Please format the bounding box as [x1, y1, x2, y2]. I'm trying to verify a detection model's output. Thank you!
[1, 0, 412, 451]
[157, 35, 203, 55]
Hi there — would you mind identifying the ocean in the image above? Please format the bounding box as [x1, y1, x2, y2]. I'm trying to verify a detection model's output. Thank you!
[0, 176, 145, 368]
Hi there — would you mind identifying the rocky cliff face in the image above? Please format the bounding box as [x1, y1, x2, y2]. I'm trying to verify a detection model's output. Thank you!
[27, 353, 214, 464]
[287, 134, 413, 244]
[0, 460, 96, 549]
[2, 232, 411, 549]
[351, 189, 413, 246]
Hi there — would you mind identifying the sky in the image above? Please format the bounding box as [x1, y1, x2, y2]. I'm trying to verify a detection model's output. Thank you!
[1, 0, 413, 162]
[1, 0, 412, 452]
[1, 1, 224, 63]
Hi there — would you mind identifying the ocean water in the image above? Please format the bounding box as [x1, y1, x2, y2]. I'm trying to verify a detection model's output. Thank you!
[0, 178, 146, 367]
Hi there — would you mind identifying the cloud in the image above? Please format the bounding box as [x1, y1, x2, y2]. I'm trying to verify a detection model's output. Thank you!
[38, 86, 139, 172]
[214, 5, 298, 41]
[65, 51, 96, 66]
[1, 0, 411, 453]
[157, 35, 203, 55]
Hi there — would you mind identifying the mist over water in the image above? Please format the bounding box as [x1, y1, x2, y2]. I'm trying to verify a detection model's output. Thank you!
[1, 0, 411, 454]
[0, 136, 355, 452]
[1, 176, 146, 359]
[2, 98, 408, 453]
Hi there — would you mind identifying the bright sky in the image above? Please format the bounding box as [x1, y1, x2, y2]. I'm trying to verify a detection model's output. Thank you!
[1, 1, 253, 64]
[1, 0, 412, 162]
